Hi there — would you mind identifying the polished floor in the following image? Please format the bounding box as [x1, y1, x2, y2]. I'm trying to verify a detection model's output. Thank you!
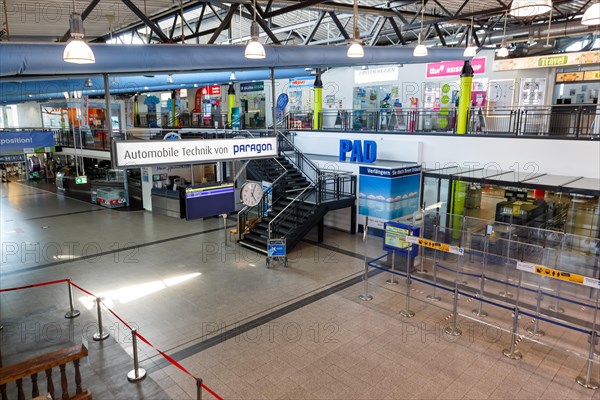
[1, 180, 599, 400]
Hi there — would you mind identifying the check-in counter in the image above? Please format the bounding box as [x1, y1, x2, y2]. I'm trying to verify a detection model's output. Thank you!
[151, 188, 184, 218]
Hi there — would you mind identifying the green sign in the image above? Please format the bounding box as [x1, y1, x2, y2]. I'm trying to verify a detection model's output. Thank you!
[75, 176, 88, 184]
[538, 56, 568, 67]
[240, 81, 264, 93]
[442, 84, 451, 94]
[439, 118, 448, 128]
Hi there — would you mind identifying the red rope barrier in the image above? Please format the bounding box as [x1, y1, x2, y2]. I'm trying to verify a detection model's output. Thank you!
[2, 278, 223, 400]
[70, 281, 222, 399]
[0, 278, 68, 293]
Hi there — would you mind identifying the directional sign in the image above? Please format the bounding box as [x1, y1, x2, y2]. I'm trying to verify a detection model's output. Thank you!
[404, 236, 464, 255]
[517, 261, 600, 288]
[75, 176, 88, 184]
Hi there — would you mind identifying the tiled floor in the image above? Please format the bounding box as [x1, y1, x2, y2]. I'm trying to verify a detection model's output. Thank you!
[1, 180, 598, 399]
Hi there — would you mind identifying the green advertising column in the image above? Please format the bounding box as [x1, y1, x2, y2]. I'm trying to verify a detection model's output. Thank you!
[456, 60, 474, 135]
[171, 90, 178, 127]
[313, 72, 323, 130]
[227, 84, 236, 129]
[450, 180, 468, 239]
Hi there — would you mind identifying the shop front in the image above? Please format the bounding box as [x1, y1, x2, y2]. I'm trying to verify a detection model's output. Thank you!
[239, 81, 266, 128]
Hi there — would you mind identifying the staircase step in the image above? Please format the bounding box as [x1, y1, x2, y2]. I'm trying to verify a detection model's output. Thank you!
[238, 239, 268, 254]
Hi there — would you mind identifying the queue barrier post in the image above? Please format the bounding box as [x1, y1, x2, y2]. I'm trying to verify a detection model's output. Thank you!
[386, 251, 398, 285]
[127, 329, 147, 382]
[196, 378, 203, 400]
[473, 231, 489, 318]
[399, 251, 415, 318]
[444, 285, 462, 337]
[64, 279, 80, 319]
[359, 217, 373, 301]
[426, 222, 441, 302]
[503, 270, 523, 359]
[526, 279, 545, 337]
[577, 291, 599, 389]
[92, 297, 109, 341]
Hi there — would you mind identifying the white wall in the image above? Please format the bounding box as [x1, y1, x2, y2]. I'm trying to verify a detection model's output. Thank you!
[16, 102, 43, 128]
[294, 131, 600, 179]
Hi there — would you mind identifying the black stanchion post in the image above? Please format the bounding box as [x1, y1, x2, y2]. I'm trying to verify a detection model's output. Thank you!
[64, 279, 80, 319]
[400, 245, 415, 318]
[196, 378, 203, 400]
[92, 297, 109, 341]
[127, 329, 147, 382]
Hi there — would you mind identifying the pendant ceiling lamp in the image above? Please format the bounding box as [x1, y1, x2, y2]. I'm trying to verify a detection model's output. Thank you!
[166, 74, 174, 84]
[497, 12, 509, 58]
[463, 17, 477, 57]
[245, 0, 266, 59]
[510, 0, 552, 18]
[581, 3, 600, 26]
[229, 71, 237, 81]
[347, 0, 364, 58]
[413, 0, 428, 57]
[63, 0, 95, 64]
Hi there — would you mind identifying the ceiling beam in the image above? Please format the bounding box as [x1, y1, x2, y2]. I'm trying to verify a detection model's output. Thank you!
[304, 11, 326, 44]
[369, 17, 387, 46]
[388, 17, 406, 45]
[433, 23, 447, 46]
[264, 0, 329, 18]
[208, 4, 239, 44]
[120, 0, 171, 43]
[328, 11, 350, 40]
[244, 4, 282, 45]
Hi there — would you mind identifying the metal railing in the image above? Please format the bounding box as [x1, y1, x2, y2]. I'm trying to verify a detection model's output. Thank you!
[267, 183, 316, 240]
[316, 169, 357, 203]
[53, 128, 126, 151]
[282, 105, 599, 138]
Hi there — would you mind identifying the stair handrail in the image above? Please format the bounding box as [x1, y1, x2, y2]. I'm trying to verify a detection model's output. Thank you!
[277, 132, 320, 186]
[0, 344, 91, 400]
[237, 157, 288, 241]
[268, 183, 315, 240]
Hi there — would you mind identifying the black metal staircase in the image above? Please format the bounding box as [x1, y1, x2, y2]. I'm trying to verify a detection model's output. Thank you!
[237, 133, 356, 255]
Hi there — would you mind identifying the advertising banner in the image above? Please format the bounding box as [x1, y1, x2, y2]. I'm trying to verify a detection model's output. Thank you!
[113, 137, 278, 168]
[355, 66, 399, 84]
[240, 82, 265, 93]
[289, 77, 315, 88]
[426, 57, 486, 78]
[358, 165, 421, 220]
[493, 50, 600, 71]
[0, 131, 55, 155]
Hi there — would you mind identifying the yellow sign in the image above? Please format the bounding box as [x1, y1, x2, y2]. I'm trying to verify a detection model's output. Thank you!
[584, 70, 600, 81]
[517, 261, 595, 287]
[405, 236, 464, 255]
[494, 50, 600, 72]
[556, 72, 585, 83]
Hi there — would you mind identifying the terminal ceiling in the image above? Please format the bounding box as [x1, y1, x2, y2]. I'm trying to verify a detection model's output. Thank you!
[1, 0, 595, 54]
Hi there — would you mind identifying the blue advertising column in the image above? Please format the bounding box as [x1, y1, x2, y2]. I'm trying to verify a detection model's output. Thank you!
[231, 107, 241, 130]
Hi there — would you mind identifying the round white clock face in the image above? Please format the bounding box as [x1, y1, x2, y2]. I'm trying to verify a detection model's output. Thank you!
[240, 182, 264, 207]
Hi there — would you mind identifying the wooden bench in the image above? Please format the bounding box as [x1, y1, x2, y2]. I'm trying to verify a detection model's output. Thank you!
[0, 344, 91, 400]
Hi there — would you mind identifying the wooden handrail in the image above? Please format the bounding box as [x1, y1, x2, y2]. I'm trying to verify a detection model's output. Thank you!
[0, 345, 87, 385]
[0, 344, 90, 400]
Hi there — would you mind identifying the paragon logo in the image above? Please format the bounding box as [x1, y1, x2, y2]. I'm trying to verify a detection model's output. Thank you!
[233, 143, 273, 155]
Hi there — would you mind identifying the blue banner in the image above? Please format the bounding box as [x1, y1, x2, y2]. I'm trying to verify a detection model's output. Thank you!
[0, 131, 55, 154]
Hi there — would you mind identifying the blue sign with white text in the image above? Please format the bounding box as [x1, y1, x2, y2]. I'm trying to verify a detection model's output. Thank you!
[0, 131, 55, 154]
[339, 139, 377, 163]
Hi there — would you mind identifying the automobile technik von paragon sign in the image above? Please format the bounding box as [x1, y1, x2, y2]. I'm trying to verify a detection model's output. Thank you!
[112, 137, 278, 167]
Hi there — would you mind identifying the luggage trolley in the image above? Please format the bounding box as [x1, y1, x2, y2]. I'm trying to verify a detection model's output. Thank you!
[266, 238, 288, 268]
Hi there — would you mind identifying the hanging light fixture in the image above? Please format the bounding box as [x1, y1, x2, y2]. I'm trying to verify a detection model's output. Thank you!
[166, 74, 174, 84]
[510, 0, 552, 18]
[84, 78, 93, 87]
[497, 12, 510, 57]
[229, 72, 237, 81]
[245, 0, 266, 59]
[64, 0, 95, 64]
[463, 17, 477, 57]
[413, 0, 428, 57]
[581, 3, 600, 26]
[347, 0, 364, 58]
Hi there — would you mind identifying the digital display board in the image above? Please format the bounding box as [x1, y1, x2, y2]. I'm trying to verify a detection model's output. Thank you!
[383, 221, 420, 257]
[185, 183, 235, 220]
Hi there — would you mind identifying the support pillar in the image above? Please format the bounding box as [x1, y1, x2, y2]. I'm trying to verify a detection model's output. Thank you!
[456, 60, 473, 135]
[313, 71, 323, 130]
